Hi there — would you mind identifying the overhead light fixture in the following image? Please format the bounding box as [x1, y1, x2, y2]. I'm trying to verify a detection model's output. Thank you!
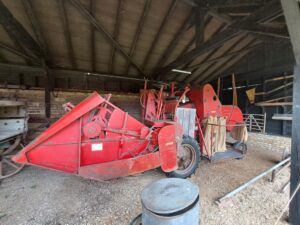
[171, 69, 192, 75]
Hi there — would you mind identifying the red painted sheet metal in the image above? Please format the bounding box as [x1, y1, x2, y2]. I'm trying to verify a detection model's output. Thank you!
[158, 124, 181, 172]
[221, 105, 244, 131]
[187, 84, 222, 119]
[12, 91, 182, 181]
[13, 92, 105, 163]
[78, 152, 161, 181]
[22, 121, 81, 173]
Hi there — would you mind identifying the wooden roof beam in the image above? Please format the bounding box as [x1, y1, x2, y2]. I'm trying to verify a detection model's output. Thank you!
[69, 0, 147, 78]
[0, 50, 8, 63]
[217, 5, 260, 14]
[186, 42, 262, 70]
[233, 24, 289, 39]
[208, 8, 288, 39]
[153, 12, 194, 79]
[183, 23, 227, 83]
[109, 0, 124, 73]
[21, 0, 50, 63]
[141, 0, 178, 71]
[200, 39, 258, 84]
[57, 0, 77, 69]
[125, 0, 151, 74]
[194, 35, 251, 84]
[154, 0, 282, 79]
[0, 1, 43, 61]
[90, 0, 95, 72]
[161, 16, 214, 81]
[0, 42, 39, 63]
[195, 7, 205, 47]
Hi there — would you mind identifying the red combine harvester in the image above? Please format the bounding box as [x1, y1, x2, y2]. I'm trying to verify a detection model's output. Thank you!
[13, 81, 247, 181]
[140, 81, 248, 177]
[13, 92, 188, 181]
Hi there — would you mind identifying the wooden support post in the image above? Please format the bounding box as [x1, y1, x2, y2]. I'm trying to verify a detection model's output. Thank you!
[245, 80, 249, 114]
[281, 0, 300, 223]
[232, 74, 237, 106]
[249, 115, 252, 132]
[195, 7, 205, 47]
[34, 76, 39, 87]
[19, 73, 24, 86]
[44, 66, 52, 127]
[263, 112, 266, 133]
[282, 75, 288, 136]
[45, 79, 51, 126]
[217, 77, 221, 98]
[262, 77, 266, 114]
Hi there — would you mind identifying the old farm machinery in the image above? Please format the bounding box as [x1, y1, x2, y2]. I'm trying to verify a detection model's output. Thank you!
[0, 100, 28, 180]
[13, 81, 247, 181]
[13, 93, 187, 181]
[140, 81, 248, 177]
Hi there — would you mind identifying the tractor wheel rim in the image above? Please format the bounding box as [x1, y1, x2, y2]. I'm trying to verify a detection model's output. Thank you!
[176, 144, 196, 174]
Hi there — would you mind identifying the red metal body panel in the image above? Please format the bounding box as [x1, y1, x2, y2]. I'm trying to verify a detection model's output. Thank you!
[221, 105, 244, 131]
[158, 124, 182, 172]
[78, 152, 161, 181]
[13, 92, 182, 180]
[187, 84, 222, 119]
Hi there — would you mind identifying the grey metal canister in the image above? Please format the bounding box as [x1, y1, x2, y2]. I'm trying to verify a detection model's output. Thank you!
[141, 178, 200, 225]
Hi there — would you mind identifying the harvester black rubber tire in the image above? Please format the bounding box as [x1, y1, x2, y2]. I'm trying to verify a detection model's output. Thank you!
[166, 135, 200, 179]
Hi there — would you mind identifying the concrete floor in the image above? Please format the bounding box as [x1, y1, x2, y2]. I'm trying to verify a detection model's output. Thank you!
[0, 133, 291, 225]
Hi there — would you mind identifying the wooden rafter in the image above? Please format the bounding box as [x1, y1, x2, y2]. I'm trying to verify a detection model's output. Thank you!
[22, 0, 50, 62]
[195, 7, 205, 47]
[109, 0, 124, 73]
[200, 38, 259, 84]
[141, 0, 178, 71]
[57, 0, 77, 68]
[184, 23, 227, 83]
[70, 0, 147, 78]
[211, 9, 288, 40]
[186, 42, 262, 70]
[0, 0, 43, 61]
[161, 15, 214, 81]
[0, 42, 38, 62]
[217, 5, 260, 15]
[194, 35, 251, 84]
[152, 11, 193, 78]
[204, 36, 292, 83]
[0, 49, 8, 63]
[154, 0, 282, 79]
[90, 0, 95, 72]
[125, 0, 151, 74]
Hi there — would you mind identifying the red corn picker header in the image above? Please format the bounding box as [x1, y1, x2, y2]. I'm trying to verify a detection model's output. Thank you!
[13, 81, 248, 181]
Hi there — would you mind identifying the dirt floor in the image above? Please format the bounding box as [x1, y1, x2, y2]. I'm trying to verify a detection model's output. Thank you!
[0, 133, 291, 225]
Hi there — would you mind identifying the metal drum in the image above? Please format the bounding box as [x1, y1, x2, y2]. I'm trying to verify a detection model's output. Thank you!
[141, 178, 200, 225]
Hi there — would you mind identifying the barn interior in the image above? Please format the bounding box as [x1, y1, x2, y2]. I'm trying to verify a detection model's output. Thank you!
[0, 0, 299, 225]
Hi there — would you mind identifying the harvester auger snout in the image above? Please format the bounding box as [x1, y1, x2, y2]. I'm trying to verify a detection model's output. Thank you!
[13, 92, 191, 181]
